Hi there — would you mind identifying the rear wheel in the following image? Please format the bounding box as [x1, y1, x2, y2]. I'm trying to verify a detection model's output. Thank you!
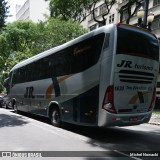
[13, 103, 18, 113]
[50, 107, 61, 127]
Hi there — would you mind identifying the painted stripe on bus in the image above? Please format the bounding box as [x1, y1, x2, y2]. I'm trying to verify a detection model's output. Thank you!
[45, 74, 73, 99]
[128, 92, 149, 104]
[52, 77, 60, 97]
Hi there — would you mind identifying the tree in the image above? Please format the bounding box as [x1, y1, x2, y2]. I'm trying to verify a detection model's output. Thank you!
[0, 20, 38, 88]
[45, 0, 94, 23]
[0, 20, 38, 61]
[36, 18, 87, 51]
[0, 18, 86, 89]
[0, 0, 9, 29]
[0, 19, 86, 70]
[118, 0, 142, 24]
[46, 0, 118, 26]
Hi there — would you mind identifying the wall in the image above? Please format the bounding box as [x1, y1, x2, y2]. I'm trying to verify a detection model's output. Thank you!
[16, 0, 49, 23]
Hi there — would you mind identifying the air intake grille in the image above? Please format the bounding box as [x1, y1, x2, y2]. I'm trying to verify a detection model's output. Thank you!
[119, 70, 154, 84]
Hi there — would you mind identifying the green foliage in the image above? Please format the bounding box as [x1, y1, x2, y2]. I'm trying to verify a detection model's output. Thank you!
[0, 20, 37, 55]
[0, 0, 9, 29]
[0, 18, 86, 92]
[0, 20, 38, 71]
[36, 18, 87, 51]
[153, 111, 160, 115]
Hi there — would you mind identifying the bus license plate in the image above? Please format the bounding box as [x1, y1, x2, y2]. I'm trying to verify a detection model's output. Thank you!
[130, 116, 138, 121]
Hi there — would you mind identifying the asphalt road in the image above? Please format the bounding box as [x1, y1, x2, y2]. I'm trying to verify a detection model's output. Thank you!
[0, 108, 160, 160]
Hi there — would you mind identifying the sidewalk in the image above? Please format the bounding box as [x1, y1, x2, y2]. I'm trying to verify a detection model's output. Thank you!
[148, 113, 160, 125]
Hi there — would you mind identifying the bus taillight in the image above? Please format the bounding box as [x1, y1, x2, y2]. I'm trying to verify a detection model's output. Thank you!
[116, 23, 121, 26]
[148, 87, 156, 112]
[102, 85, 117, 113]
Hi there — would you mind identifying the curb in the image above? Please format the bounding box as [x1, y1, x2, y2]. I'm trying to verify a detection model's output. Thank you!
[148, 122, 160, 125]
[148, 113, 160, 125]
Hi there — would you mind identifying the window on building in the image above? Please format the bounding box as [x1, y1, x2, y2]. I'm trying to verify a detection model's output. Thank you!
[151, 16, 160, 30]
[90, 24, 97, 31]
[109, 14, 115, 23]
[153, 0, 160, 6]
[99, 21, 106, 27]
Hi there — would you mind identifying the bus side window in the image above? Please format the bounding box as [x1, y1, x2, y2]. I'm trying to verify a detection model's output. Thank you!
[48, 51, 71, 77]
[12, 70, 18, 86]
[71, 33, 105, 73]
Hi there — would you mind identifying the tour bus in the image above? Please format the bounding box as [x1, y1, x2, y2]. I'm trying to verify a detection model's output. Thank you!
[5, 23, 159, 127]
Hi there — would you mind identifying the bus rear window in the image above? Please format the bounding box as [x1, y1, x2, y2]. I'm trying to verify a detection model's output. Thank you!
[117, 26, 159, 61]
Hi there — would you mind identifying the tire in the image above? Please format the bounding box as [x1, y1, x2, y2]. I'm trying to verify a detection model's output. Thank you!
[50, 107, 61, 127]
[8, 101, 13, 109]
[5, 103, 8, 109]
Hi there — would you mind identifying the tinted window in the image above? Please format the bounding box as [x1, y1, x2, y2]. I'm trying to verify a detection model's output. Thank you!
[70, 33, 105, 73]
[117, 26, 159, 61]
[12, 33, 105, 84]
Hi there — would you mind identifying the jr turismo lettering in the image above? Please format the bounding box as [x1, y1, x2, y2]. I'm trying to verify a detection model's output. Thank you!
[135, 64, 153, 71]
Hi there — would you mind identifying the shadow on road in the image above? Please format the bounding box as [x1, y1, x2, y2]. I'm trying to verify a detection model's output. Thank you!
[13, 110, 160, 152]
[0, 113, 29, 128]
[61, 123, 160, 152]
[11, 110, 50, 123]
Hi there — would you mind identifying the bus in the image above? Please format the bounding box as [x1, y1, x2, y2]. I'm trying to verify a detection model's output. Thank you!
[4, 23, 159, 127]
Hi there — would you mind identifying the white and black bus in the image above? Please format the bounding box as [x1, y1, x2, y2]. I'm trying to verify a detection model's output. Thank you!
[5, 23, 159, 127]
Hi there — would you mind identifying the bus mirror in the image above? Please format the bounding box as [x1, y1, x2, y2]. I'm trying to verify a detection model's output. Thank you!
[3, 77, 9, 88]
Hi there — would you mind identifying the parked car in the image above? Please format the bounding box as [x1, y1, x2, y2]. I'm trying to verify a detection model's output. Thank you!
[3, 95, 13, 109]
[0, 96, 4, 107]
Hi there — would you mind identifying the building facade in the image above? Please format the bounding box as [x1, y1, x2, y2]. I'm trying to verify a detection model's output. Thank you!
[15, 0, 160, 38]
[81, 0, 119, 31]
[16, 0, 49, 23]
[81, 0, 160, 38]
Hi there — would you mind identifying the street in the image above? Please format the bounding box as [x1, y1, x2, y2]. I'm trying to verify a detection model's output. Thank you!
[0, 108, 160, 160]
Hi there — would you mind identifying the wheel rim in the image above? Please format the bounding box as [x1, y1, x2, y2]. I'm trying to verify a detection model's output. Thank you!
[52, 110, 59, 124]
[14, 105, 18, 113]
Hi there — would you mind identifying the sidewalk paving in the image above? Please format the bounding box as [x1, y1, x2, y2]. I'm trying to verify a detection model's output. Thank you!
[148, 113, 160, 125]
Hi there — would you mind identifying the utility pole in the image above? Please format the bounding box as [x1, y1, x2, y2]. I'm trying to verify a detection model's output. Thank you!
[142, 0, 149, 28]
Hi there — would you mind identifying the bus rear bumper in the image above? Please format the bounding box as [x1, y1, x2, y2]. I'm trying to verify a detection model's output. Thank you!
[98, 110, 152, 127]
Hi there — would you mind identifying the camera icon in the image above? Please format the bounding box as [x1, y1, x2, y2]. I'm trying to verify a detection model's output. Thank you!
[2, 152, 12, 157]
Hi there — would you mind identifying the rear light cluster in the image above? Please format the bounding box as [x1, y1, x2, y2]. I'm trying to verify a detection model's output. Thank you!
[102, 85, 117, 113]
[116, 23, 121, 26]
[148, 87, 156, 112]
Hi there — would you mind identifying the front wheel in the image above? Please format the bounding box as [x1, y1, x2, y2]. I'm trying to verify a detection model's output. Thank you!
[5, 103, 8, 109]
[50, 107, 61, 127]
